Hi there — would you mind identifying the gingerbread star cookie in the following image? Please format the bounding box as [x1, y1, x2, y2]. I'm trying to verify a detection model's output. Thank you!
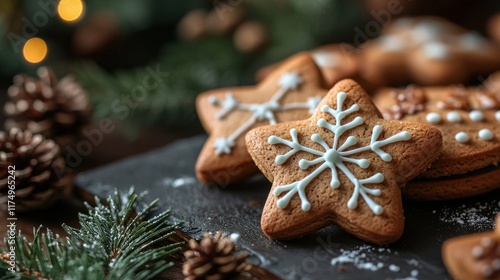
[196, 53, 328, 184]
[246, 79, 442, 244]
[256, 44, 360, 88]
[360, 16, 500, 87]
[443, 214, 500, 280]
[373, 77, 500, 200]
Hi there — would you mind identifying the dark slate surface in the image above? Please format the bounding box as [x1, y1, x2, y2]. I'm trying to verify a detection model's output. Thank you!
[75, 135, 500, 280]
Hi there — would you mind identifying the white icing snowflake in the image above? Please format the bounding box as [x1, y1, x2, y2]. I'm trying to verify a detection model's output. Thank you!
[268, 92, 412, 215]
[210, 72, 322, 155]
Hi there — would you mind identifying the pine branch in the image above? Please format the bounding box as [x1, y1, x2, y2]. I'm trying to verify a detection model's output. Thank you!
[0, 188, 183, 280]
[74, 38, 243, 135]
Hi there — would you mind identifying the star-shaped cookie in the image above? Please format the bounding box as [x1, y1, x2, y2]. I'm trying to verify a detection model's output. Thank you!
[361, 16, 500, 87]
[443, 214, 500, 280]
[196, 53, 329, 184]
[245, 79, 443, 244]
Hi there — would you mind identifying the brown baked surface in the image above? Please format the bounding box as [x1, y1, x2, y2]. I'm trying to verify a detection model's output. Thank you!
[403, 165, 500, 200]
[255, 44, 360, 88]
[373, 86, 500, 178]
[196, 52, 328, 184]
[246, 79, 442, 244]
[360, 16, 500, 87]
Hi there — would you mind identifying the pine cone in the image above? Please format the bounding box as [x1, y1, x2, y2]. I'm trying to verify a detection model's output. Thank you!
[183, 231, 251, 280]
[4, 67, 91, 147]
[0, 128, 70, 211]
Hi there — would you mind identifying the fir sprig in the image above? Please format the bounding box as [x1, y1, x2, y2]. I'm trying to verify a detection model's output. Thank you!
[0, 188, 183, 280]
[75, 38, 243, 137]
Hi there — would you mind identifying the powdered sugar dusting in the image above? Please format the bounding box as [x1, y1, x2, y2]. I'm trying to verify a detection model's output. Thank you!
[436, 200, 500, 230]
[390, 264, 401, 272]
[158, 176, 196, 188]
[331, 245, 421, 277]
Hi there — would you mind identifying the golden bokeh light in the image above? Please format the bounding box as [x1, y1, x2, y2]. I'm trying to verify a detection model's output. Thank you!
[23, 37, 48, 64]
[57, 0, 84, 22]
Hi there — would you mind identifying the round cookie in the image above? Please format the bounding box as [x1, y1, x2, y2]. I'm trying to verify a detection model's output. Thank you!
[246, 79, 442, 244]
[402, 165, 500, 200]
[373, 80, 500, 200]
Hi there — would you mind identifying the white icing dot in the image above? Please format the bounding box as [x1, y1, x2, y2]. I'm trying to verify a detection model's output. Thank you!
[312, 51, 341, 68]
[426, 112, 441, 123]
[478, 129, 494, 141]
[495, 111, 500, 121]
[492, 259, 500, 270]
[455, 132, 469, 143]
[446, 111, 461, 122]
[459, 32, 488, 50]
[483, 267, 493, 277]
[279, 72, 303, 90]
[469, 110, 484, 122]
[422, 42, 450, 60]
[472, 245, 485, 258]
[379, 36, 405, 52]
[209, 96, 218, 105]
[481, 237, 494, 248]
[412, 21, 442, 44]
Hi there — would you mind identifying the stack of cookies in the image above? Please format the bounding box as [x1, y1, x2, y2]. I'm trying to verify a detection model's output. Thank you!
[194, 15, 500, 278]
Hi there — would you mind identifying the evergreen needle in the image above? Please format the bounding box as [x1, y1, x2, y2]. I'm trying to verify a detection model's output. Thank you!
[0, 188, 183, 280]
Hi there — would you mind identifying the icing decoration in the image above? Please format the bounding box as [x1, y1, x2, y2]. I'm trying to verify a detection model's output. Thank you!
[496, 111, 500, 121]
[383, 86, 426, 120]
[412, 21, 442, 44]
[422, 42, 449, 60]
[426, 112, 441, 124]
[471, 237, 500, 278]
[458, 32, 488, 50]
[268, 92, 411, 214]
[446, 111, 462, 123]
[478, 129, 494, 141]
[312, 51, 341, 68]
[210, 72, 322, 155]
[469, 110, 484, 122]
[379, 36, 406, 52]
[455, 132, 469, 143]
